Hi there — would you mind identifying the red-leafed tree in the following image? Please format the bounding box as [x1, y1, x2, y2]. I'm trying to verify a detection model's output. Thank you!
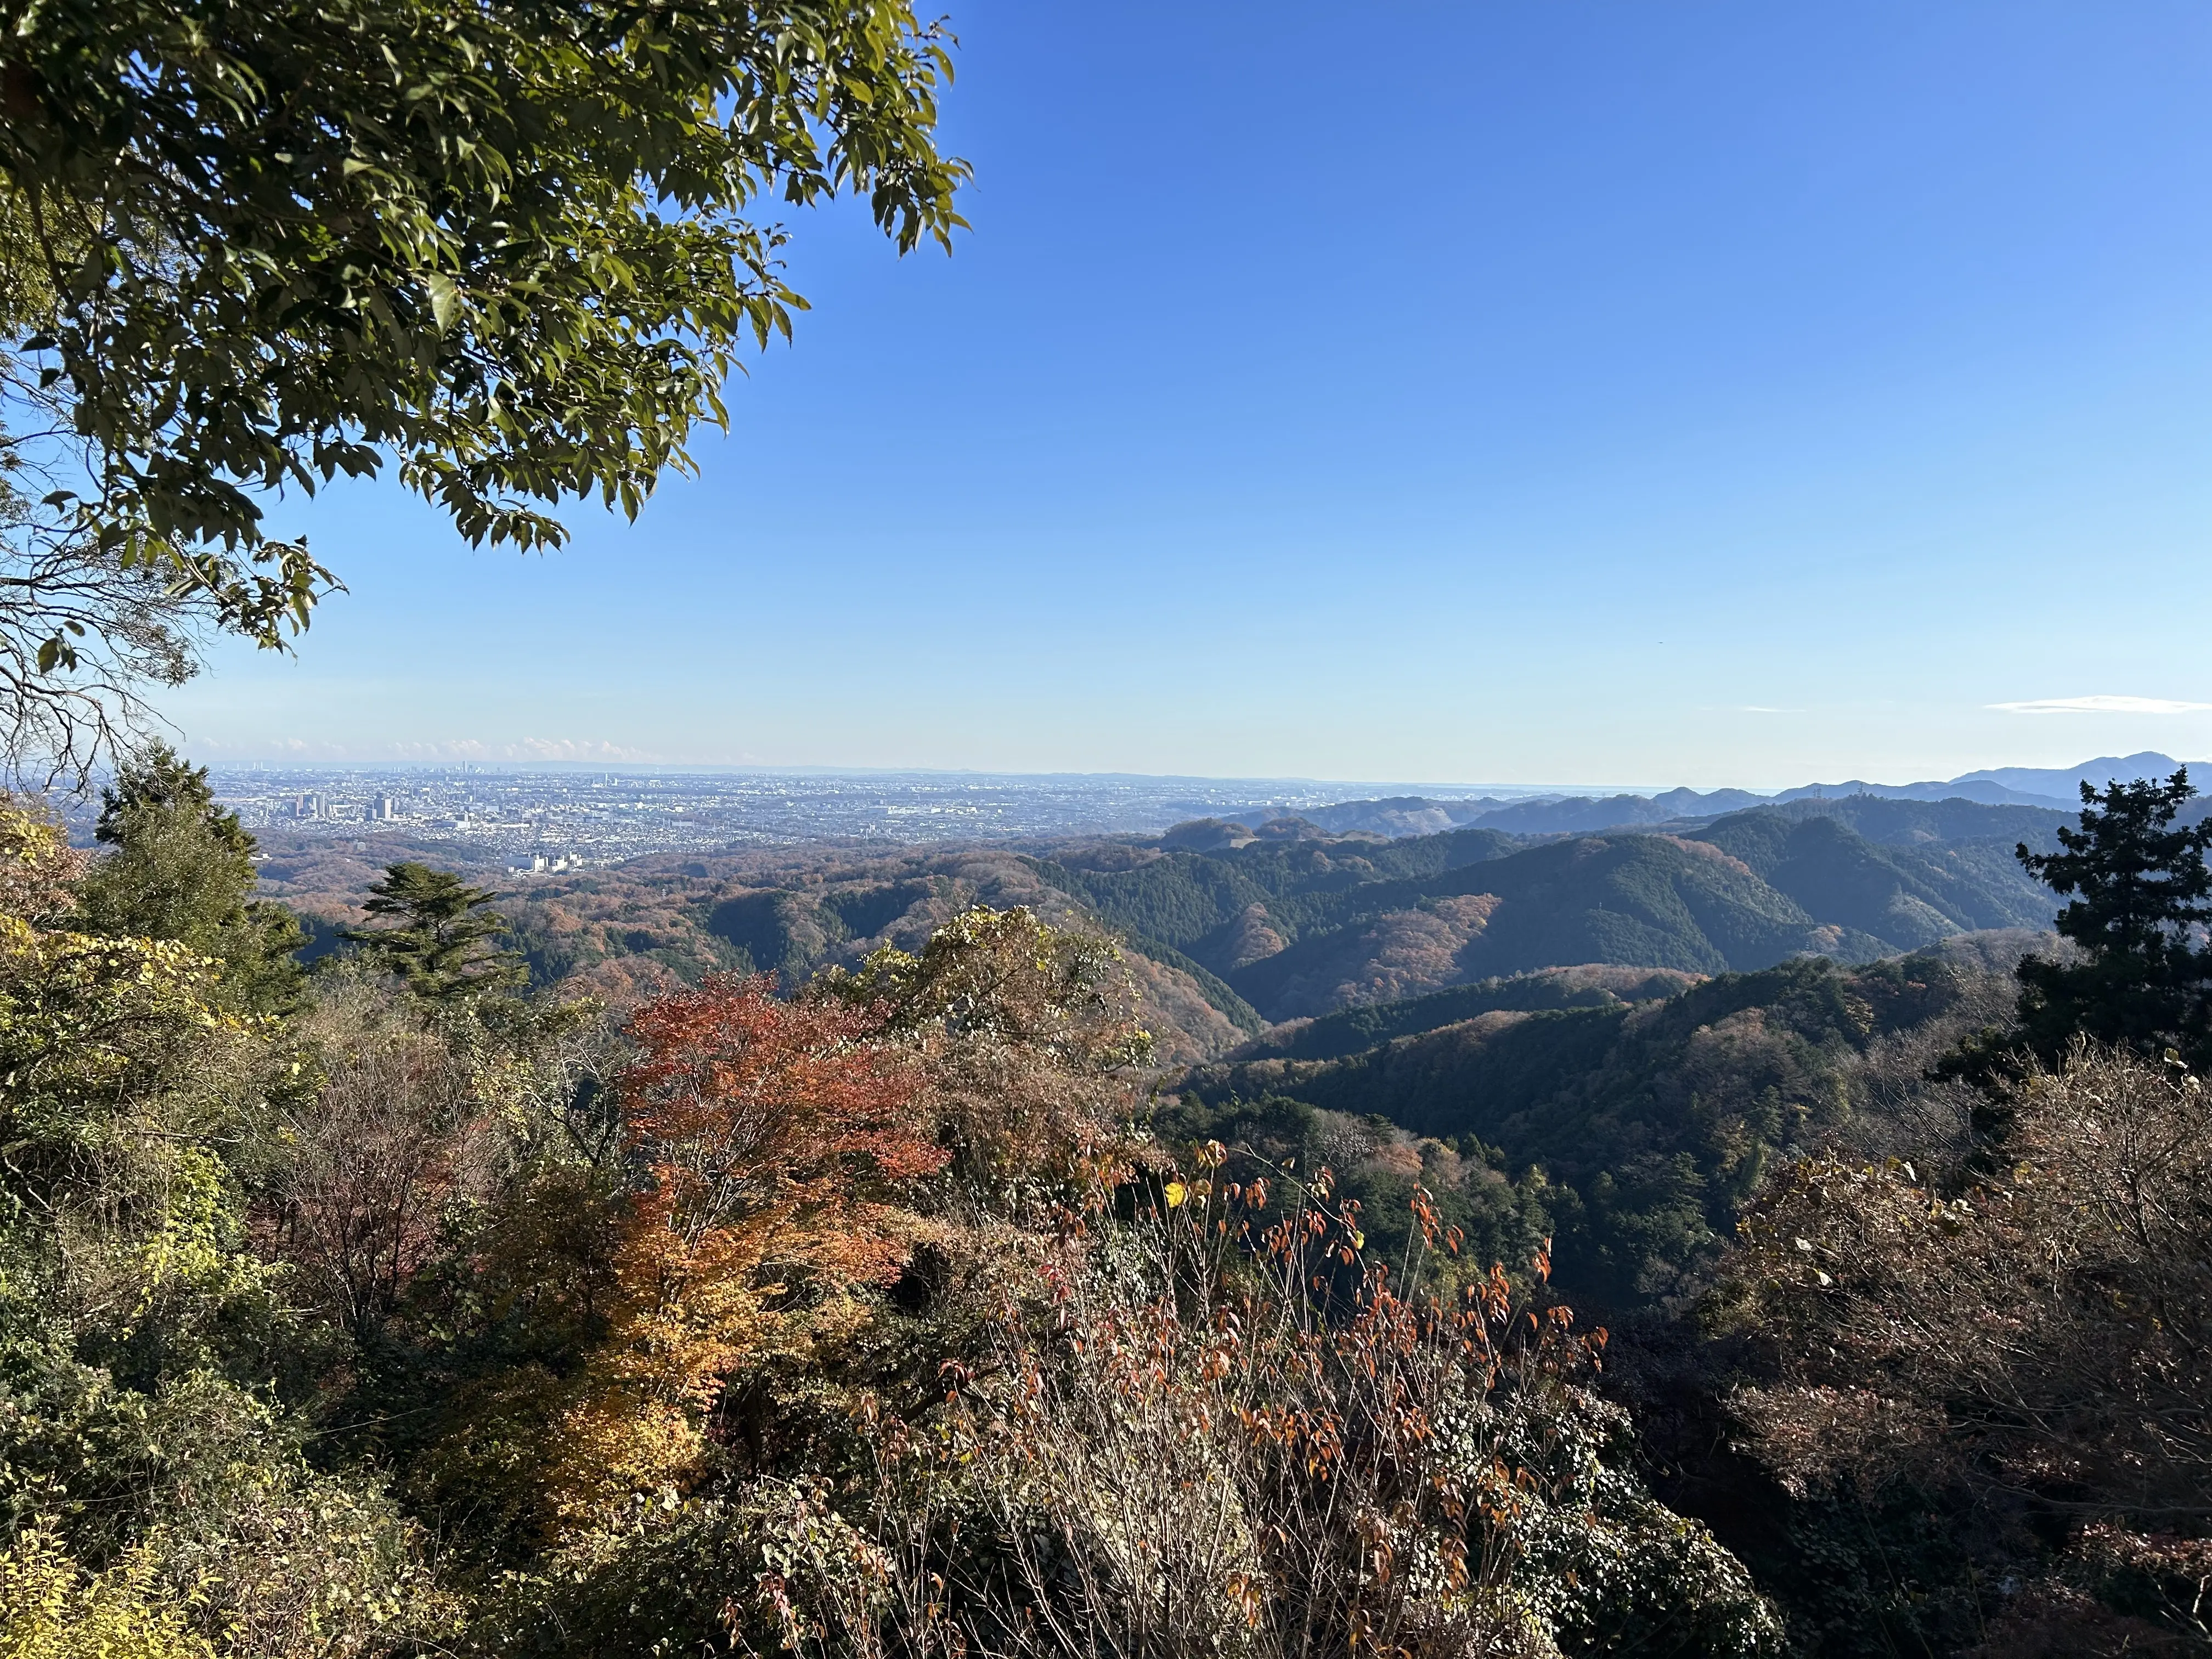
[548, 974, 943, 1528]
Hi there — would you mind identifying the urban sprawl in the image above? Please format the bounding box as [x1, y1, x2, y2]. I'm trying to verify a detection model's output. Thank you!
[211, 766, 1357, 868]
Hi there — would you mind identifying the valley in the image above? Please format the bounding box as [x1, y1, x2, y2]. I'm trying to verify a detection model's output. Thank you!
[254, 788, 2070, 1053]
[242, 786, 2073, 1324]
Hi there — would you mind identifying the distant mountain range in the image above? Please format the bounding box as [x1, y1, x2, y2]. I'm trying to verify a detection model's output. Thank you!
[1950, 752, 2205, 798]
[1056, 793, 2067, 1025]
[1771, 749, 2202, 808]
[256, 755, 2180, 1062]
[1194, 751, 2205, 841]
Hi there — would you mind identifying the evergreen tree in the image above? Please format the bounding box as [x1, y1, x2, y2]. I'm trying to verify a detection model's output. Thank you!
[345, 862, 526, 1001]
[1995, 770, 2212, 1069]
[74, 743, 305, 1010]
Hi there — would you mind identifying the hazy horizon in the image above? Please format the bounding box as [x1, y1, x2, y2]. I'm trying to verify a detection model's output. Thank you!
[194, 750, 2207, 802]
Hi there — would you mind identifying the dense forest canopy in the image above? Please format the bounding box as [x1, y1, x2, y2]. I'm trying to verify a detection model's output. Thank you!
[0, 763, 2202, 1655]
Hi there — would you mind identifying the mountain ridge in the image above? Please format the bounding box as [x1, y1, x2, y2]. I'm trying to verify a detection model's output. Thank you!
[1217, 752, 2208, 842]
[252, 788, 2082, 1057]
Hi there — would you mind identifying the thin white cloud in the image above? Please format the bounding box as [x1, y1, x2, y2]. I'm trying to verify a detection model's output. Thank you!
[505, 737, 657, 762]
[1989, 695, 2212, 715]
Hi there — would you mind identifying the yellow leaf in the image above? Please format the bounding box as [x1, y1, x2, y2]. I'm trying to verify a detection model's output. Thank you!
[1165, 1181, 1187, 1209]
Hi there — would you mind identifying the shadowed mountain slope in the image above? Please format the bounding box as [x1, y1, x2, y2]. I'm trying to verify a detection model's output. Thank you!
[1232, 963, 1702, 1063]
[1683, 808, 2062, 949]
[1699, 794, 2067, 847]
[1177, 945, 2032, 1306]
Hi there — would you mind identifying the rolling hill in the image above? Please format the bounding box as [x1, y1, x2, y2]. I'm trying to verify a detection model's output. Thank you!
[1036, 797, 2066, 1025]
[251, 793, 2071, 1058]
[1172, 937, 2038, 1306]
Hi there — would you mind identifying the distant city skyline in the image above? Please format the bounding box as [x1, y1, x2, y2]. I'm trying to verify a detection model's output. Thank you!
[161, 1, 2212, 786]
[200, 753, 2196, 870]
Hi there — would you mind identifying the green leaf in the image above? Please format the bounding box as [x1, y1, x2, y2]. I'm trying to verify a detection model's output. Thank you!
[425, 272, 462, 332]
[0, 0, 968, 732]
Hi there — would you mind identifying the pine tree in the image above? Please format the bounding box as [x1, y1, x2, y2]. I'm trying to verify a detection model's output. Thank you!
[2007, 770, 2212, 1067]
[75, 744, 305, 1011]
[345, 862, 526, 1001]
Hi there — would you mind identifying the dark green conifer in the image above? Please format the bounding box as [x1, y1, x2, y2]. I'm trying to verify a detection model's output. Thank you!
[75, 743, 306, 1011]
[345, 862, 526, 1001]
[1947, 770, 2212, 1080]
[2016, 770, 2212, 1065]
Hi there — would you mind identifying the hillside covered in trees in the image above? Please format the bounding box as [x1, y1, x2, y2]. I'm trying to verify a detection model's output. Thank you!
[1174, 939, 2030, 1310]
[1, 1, 2200, 1650]
[0, 757, 1798, 1657]
[252, 795, 2070, 1063]
[3, 756, 2208, 1658]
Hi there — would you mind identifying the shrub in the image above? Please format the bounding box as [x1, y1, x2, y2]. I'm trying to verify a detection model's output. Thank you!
[761, 1151, 1782, 1659]
[1728, 1044, 2212, 1648]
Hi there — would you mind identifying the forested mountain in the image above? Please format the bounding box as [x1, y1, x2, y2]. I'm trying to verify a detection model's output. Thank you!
[13, 761, 2204, 1659]
[1712, 793, 2069, 844]
[250, 796, 2067, 1052]
[1175, 939, 2029, 1308]
[1770, 777, 2066, 806]
[1211, 833, 1821, 1018]
[1457, 788, 1769, 834]
[1037, 798, 2064, 1025]
[1232, 963, 1704, 1062]
[1288, 787, 1766, 836]
[1688, 804, 2062, 942]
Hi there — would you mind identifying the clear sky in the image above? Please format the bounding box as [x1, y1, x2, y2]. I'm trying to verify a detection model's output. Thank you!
[167, 0, 2212, 789]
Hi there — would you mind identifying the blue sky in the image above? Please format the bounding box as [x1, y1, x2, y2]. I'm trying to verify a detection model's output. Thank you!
[169, 0, 2212, 788]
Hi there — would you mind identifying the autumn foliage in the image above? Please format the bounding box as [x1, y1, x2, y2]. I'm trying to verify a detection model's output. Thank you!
[757, 1149, 1782, 1659]
[545, 974, 944, 1526]
[0, 800, 1803, 1659]
[822, 904, 1153, 1181]
[1725, 1045, 2212, 1647]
